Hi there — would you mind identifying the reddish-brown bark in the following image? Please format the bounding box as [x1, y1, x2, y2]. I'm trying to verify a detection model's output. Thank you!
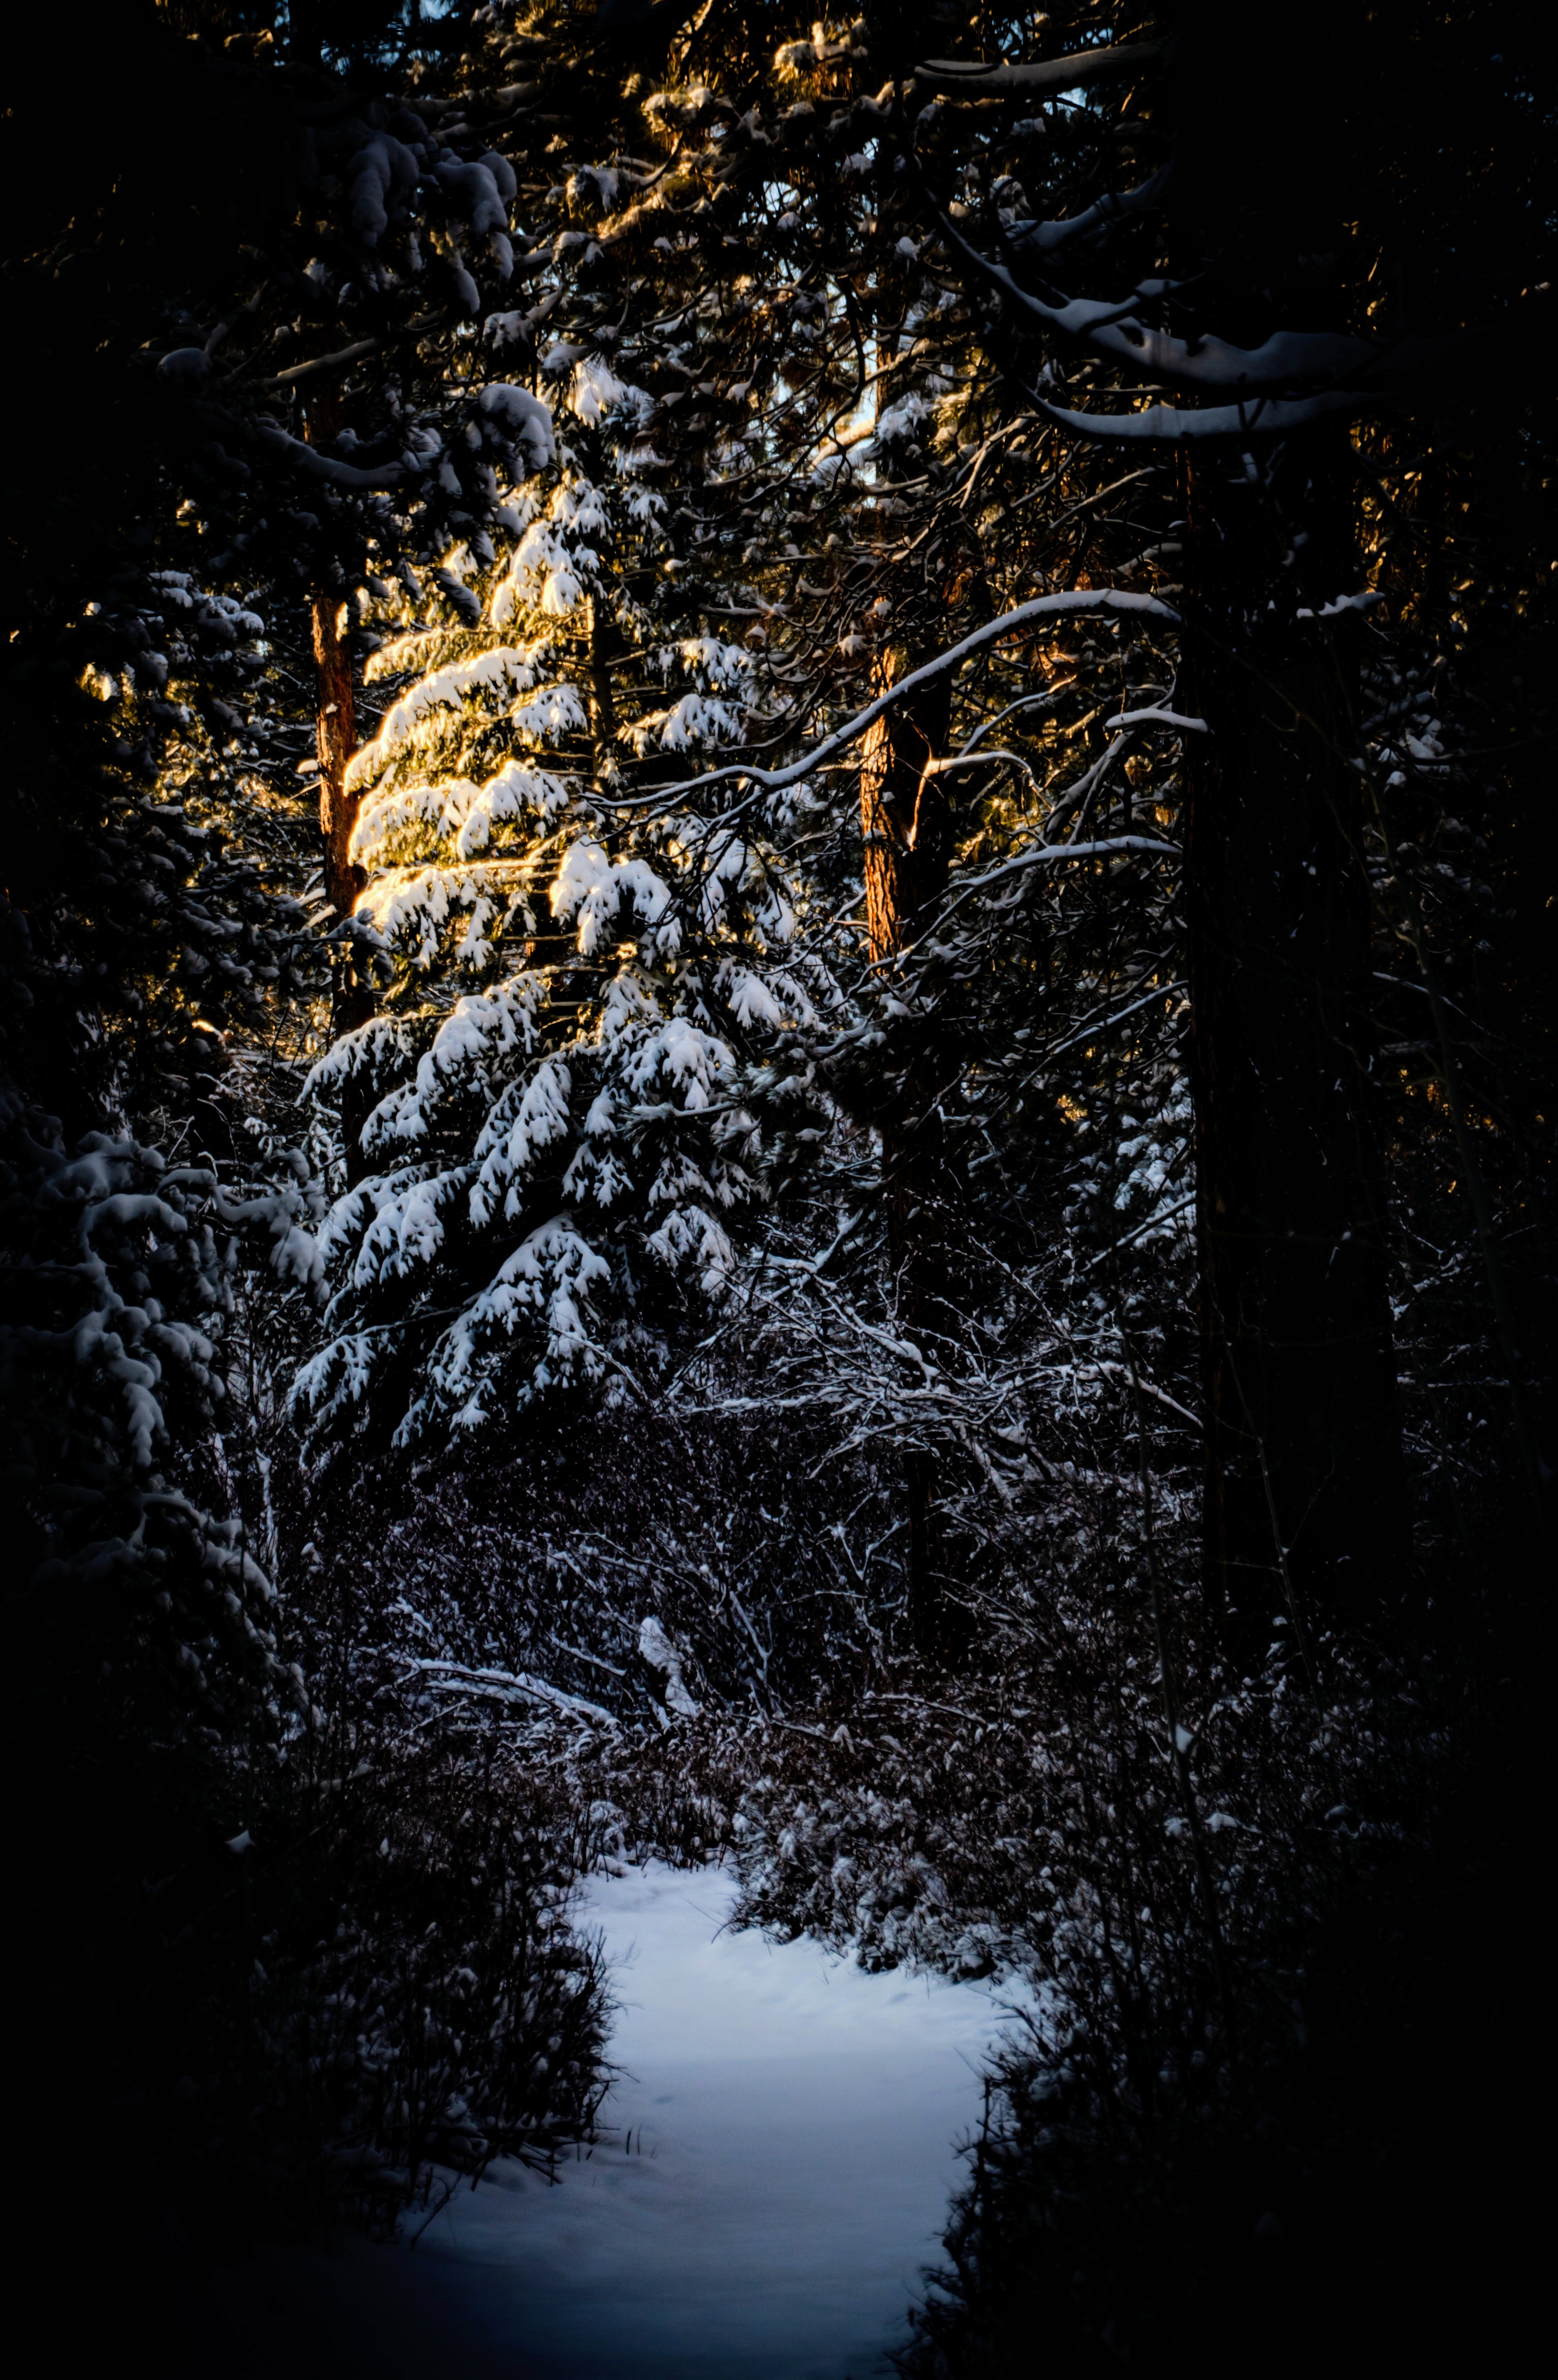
[311, 586, 365, 933]
[859, 656, 958, 1656]
[303, 388, 375, 1182]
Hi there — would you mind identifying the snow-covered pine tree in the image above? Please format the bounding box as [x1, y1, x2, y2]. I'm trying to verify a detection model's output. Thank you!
[439, 5, 1200, 1643]
[294, 355, 830, 1457]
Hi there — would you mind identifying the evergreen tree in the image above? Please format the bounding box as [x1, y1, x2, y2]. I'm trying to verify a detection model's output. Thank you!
[294, 354, 826, 1455]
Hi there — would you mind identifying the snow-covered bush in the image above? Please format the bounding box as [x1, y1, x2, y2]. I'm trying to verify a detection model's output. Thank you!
[0, 1090, 295, 1751]
[153, 1720, 613, 2242]
[0, 1088, 616, 2241]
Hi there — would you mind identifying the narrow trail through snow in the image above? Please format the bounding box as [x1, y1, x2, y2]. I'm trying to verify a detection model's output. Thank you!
[199, 1861, 1026, 2377]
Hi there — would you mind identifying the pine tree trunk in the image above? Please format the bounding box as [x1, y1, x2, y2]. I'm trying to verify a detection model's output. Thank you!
[303, 389, 375, 1182]
[860, 654, 956, 1656]
[586, 592, 620, 758]
[302, 384, 368, 957]
[310, 588, 366, 934]
[311, 584, 376, 1173]
[1179, 442, 1407, 1654]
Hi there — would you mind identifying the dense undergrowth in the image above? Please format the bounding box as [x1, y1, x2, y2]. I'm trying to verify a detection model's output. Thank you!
[222, 1332, 1540, 2368]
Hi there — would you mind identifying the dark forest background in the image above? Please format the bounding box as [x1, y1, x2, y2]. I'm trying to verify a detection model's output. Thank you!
[2, 2, 1550, 2369]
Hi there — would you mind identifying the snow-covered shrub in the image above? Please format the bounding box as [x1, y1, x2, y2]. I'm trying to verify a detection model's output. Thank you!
[0, 1090, 295, 1754]
[0, 1083, 616, 2237]
[153, 1720, 612, 2241]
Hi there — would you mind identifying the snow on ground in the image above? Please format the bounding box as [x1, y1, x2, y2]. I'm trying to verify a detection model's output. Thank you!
[192, 1860, 1028, 2378]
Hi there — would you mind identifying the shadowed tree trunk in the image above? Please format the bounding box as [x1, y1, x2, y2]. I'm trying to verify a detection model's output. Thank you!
[1179, 440, 1407, 1655]
[585, 591, 620, 759]
[303, 388, 370, 991]
[1157, 5, 1410, 1653]
[860, 652, 956, 1656]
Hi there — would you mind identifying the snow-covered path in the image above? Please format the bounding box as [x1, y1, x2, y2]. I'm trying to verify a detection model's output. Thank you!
[198, 1861, 1023, 2377]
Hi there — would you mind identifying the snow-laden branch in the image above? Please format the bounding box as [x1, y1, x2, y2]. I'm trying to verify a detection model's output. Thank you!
[914, 40, 1166, 96]
[1087, 1357, 1199, 1426]
[263, 312, 449, 390]
[398, 1655, 617, 1727]
[949, 686, 1072, 758]
[253, 420, 406, 489]
[1103, 707, 1209, 733]
[1009, 164, 1173, 256]
[1083, 1198, 1196, 1271]
[926, 827, 1178, 942]
[1044, 978, 1185, 1062]
[1032, 391, 1372, 441]
[958, 834, 1180, 894]
[923, 747, 1038, 784]
[599, 589, 1177, 809]
[1033, 303, 1458, 401]
[1041, 733, 1129, 838]
[928, 192, 1464, 417]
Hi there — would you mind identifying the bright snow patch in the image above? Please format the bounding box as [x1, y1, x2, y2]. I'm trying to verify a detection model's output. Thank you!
[192, 1860, 1028, 2377]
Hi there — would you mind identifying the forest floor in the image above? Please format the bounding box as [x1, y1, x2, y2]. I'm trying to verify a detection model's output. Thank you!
[155, 1861, 1027, 2378]
[28, 1620, 1543, 2380]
